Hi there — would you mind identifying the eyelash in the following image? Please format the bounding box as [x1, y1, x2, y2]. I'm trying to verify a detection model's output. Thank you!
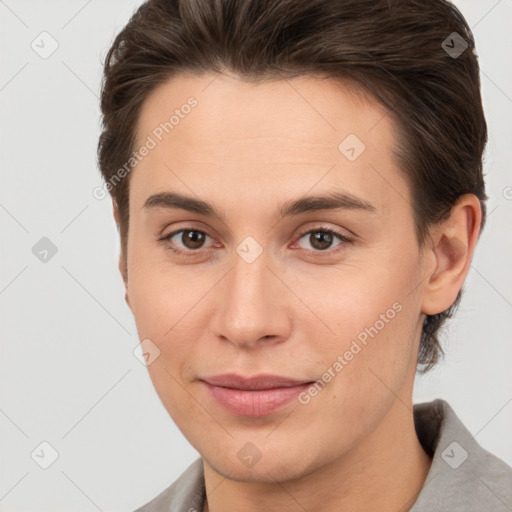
[158, 226, 354, 256]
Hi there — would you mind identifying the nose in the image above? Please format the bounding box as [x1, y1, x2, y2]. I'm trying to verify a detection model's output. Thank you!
[209, 250, 292, 350]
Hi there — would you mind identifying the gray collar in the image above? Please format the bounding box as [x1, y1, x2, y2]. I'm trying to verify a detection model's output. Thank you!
[411, 399, 512, 511]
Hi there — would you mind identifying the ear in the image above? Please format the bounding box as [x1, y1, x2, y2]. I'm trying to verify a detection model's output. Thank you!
[421, 194, 482, 315]
[112, 200, 130, 307]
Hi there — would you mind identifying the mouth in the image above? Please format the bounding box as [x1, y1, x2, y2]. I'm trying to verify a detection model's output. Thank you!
[199, 373, 315, 417]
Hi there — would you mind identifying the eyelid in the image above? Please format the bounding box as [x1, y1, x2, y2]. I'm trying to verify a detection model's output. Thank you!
[295, 223, 354, 241]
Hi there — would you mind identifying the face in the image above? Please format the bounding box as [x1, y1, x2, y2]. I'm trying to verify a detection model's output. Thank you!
[124, 72, 428, 481]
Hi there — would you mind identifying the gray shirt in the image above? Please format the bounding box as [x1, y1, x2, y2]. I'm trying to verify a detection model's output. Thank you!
[134, 399, 512, 511]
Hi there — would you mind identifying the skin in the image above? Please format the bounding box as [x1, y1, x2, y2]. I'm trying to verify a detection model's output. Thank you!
[114, 72, 481, 512]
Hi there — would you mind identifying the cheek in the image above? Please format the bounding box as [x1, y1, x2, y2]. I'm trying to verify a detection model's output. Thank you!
[127, 250, 215, 381]
[128, 272, 171, 338]
[289, 247, 420, 348]
[291, 250, 422, 407]
[291, 287, 418, 452]
[127, 260, 202, 421]
[303, 284, 414, 395]
[127, 235, 190, 335]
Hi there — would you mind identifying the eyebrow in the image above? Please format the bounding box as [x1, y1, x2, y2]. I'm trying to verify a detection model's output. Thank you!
[143, 190, 377, 221]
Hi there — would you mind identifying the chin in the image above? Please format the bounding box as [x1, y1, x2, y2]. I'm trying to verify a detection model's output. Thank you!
[202, 443, 324, 484]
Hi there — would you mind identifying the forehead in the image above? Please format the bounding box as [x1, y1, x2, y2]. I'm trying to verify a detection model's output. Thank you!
[130, 72, 408, 217]
[135, 71, 394, 151]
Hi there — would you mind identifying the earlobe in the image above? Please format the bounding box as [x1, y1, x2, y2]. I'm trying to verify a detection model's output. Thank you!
[421, 194, 482, 315]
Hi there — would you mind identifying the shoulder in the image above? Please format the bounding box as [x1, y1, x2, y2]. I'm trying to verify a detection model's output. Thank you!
[132, 457, 205, 512]
[412, 399, 512, 511]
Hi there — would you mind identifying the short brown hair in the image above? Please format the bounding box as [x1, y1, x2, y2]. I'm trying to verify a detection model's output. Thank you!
[97, 0, 487, 372]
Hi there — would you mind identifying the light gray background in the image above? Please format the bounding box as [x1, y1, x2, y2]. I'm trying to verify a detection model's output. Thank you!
[1, 1, 511, 511]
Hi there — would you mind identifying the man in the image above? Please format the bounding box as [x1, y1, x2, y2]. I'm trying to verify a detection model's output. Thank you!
[96, 0, 512, 510]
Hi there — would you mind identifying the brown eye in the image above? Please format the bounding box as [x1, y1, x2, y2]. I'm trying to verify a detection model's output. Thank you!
[296, 228, 352, 252]
[180, 230, 206, 249]
[161, 229, 212, 252]
[309, 231, 334, 250]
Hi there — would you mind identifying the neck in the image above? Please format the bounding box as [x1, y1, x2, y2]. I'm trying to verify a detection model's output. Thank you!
[202, 396, 432, 512]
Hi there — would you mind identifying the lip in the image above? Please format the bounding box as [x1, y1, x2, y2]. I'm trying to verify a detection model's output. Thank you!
[199, 373, 314, 417]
